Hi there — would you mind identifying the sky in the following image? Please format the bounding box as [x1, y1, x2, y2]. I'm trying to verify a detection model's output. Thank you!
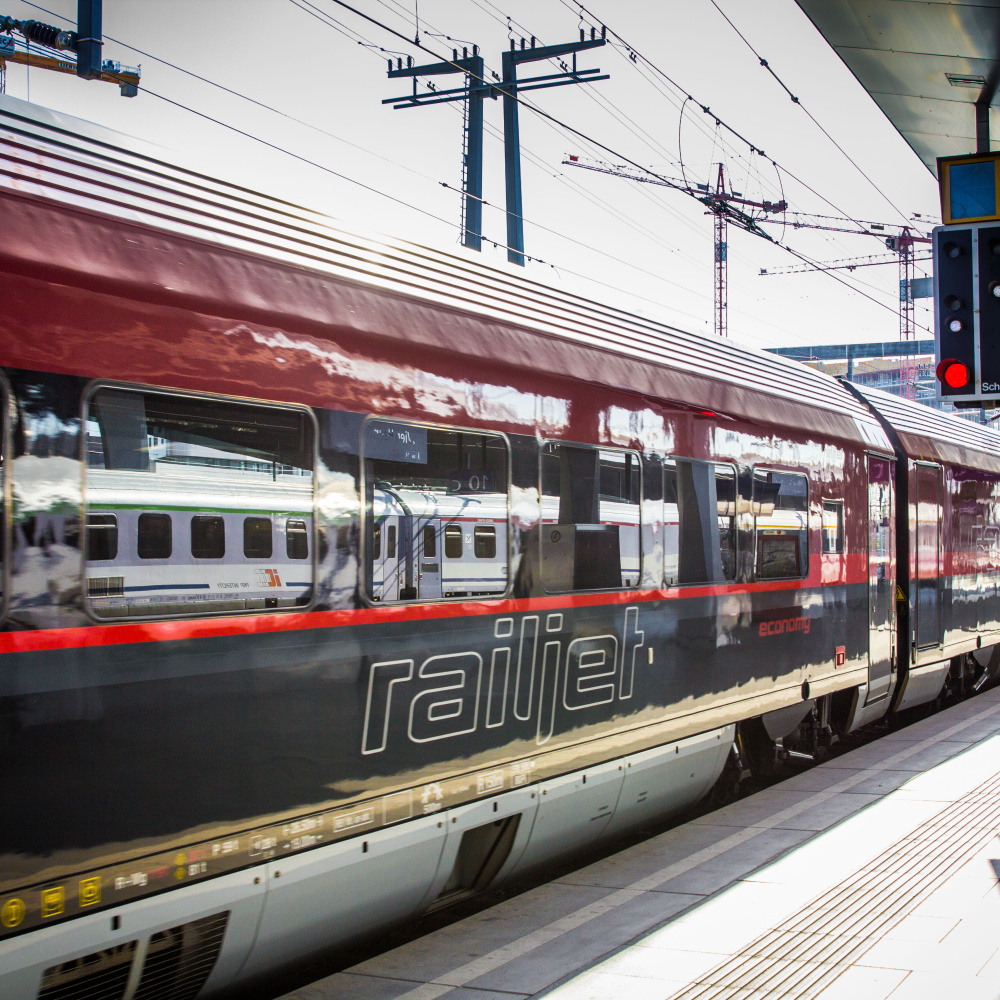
[2, 0, 945, 353]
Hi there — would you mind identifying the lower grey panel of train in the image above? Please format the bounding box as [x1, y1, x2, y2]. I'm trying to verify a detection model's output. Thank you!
[0, 726, 732, 1000]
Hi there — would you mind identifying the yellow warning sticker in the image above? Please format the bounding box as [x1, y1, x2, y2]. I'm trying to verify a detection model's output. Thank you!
[896, 585, 905, 602]
[78, 876, 101, 908]
[40, 886, 64, 919]
[1, 898, 25, 928]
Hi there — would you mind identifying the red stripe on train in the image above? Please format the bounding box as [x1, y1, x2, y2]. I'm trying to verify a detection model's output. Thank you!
[0, 572, 857, 656]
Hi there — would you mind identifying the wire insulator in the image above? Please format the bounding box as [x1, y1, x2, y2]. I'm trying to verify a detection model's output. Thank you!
[20, 20, 75, 51]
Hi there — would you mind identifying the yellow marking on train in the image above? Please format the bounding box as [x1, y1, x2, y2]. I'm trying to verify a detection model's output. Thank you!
[897, 585, 906, 601]
[1, 898, 25, 928]
[40, 886, 64, 919]
[78, 876, 101, 907]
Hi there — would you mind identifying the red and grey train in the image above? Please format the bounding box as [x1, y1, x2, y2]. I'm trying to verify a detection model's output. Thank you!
[2, 95, 1000, 1000]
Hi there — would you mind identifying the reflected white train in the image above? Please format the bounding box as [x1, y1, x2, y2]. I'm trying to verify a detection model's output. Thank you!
[85, 465, 314, 618]
[372, 491, 643, 600]
[372, 488, 509, 601]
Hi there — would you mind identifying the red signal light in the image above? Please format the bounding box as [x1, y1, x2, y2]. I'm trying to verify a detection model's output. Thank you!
[936, 358, 970, 389]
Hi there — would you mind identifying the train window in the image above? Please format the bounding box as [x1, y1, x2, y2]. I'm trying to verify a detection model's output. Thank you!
[822, 500, 844, 554]
[444, 524, 463, 558]
[244, 517, 273, 559]
[86, 513, 118, 561]
[541, 443, 641, 591]
[373, 523, 382, 558]
[363, 419, 509, 603]
[138, 513, 172, 560]
[83, 385, 315, 620]
[754, 470, 809, 579]
[191, 515, 225, 559]
[423, 524, 437, 558]
[663, 460, 737, 585]
[387, 524, 397, 559]
[474, 524, 496, 559]
[287, 519, 309, 559]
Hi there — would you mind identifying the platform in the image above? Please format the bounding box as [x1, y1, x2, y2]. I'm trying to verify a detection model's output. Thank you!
[279, 687, 1000, 1000]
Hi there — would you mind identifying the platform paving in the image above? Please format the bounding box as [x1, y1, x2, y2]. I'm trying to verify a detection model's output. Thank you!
[279, 686, 1000, 1000]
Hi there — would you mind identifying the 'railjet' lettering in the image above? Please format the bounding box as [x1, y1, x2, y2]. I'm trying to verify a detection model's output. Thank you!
[361, 607, 644, 753]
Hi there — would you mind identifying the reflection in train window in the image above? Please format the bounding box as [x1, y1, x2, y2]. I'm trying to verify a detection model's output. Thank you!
[754, 470, 809, 579]
[191, 515, 225, 559]
[373, 523, 382, 559]
[663, 460, 737, 585]
[244, 517, 273, 559]
[822, 500, 844, 554]
[423, 524, 437, 558]
[83, 385, 314, 619]
[445, 524, 463, 558]
[541, 444, 641, 591]
[474, 524, 496, 559]
[363, 420, 509, 603]
[287, 519, 309, 559]
[86, 513, 118, 561]
[138, 513, 172, 559]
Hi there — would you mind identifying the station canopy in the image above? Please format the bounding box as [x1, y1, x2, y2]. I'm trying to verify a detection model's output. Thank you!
[795, 0, 1000, 174]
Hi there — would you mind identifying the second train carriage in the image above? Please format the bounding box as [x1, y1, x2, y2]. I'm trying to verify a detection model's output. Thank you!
[1, 95, 1000, 1000]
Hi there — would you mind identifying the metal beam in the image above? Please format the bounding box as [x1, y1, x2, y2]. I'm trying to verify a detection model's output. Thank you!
[75, 0, 101, 79]
[767, 340, 935, 361]
[501, 34, 607, 266]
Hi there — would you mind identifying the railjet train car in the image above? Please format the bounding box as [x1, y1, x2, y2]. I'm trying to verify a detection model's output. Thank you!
[2, 95, 1000, 1000]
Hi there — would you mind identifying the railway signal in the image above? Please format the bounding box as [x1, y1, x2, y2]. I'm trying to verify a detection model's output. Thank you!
[932, 151, 1000, 406]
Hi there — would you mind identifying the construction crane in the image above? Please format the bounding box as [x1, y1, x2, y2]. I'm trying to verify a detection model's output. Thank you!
[564, 154, 933, 393]
[564, 155, 786, 337]
[0, 13, 139, 96]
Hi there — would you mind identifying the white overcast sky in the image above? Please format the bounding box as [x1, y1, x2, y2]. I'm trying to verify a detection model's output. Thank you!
[4, 0, 943, 352]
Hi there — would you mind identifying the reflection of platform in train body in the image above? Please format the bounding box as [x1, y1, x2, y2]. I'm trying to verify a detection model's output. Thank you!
[85, 463, 314, 618]
[372, 487, 508, 601]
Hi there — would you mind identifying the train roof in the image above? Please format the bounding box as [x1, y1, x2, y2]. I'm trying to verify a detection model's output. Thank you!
[851, 384, 1000, 474]
[0, 95, 889, 450]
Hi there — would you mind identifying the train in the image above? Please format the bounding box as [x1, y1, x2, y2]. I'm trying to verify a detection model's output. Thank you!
[2, 93, 1000, 1000]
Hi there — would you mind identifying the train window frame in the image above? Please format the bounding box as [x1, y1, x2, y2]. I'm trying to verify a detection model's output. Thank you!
[138, 512, 172, 560]
[444, 524, 463, 559]
[752, 467, 810, 581]
[86, 513, 120, 562]
[0, 372, 11, 628]
[286, 518, 309, 560]
[191, 514, 225, 560]
[822, 499, 845, 555]
[243, 516, 273, 559]
[474, 524, 496, 559]
[422, 523, 437, 559]
[80, 380, 318, 623]
[662, 457, 738, 587]
[539, 440, 643, 594]
[358, 415, 512, 606]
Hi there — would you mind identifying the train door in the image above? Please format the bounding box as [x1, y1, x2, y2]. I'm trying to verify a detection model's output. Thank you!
[417, 518, 441, 599]
[867, 454, 895, 702]
[914, 463, 943, 651]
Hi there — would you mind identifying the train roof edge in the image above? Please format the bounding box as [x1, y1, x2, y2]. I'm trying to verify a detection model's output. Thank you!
[0, 94, 890, 451]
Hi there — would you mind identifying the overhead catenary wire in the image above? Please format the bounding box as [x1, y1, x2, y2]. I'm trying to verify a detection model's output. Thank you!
[323, 0, 925, 329]
[13, 1, 914, 340]
[707, 0, 912, 226]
